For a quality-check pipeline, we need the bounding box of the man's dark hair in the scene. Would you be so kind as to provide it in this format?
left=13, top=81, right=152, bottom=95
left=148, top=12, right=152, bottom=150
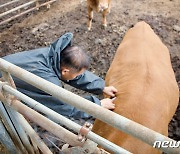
left=60, top=45, right=90, bottom=72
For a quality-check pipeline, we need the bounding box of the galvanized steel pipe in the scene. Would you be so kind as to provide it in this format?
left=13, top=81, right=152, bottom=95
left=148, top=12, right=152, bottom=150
left=1, top=71, right=36, bottom=154
left=17, top=114, right=52, bottom=154
left=2, top=83, right=131, bottom=154
left=0, top=0, right=36, bottom=18
left=0, top=58, right=179, bottom=154
left=0, top=120, right=17, bottom=153
left=0, top=0, right=57, bottom=26
left=0, top=99, right=27, bottom=153
left=0, top=0, right=20, bottom=9
left=0, top=92, right=83, bottom=147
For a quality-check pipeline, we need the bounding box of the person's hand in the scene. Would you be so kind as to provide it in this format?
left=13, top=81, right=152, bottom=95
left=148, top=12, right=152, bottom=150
left=100, top=97, right=116, bottom=110
left=103, top=86, right=117, bottom=97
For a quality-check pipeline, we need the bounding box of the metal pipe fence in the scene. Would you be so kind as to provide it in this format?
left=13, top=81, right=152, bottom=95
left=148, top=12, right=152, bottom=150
left=1, top=71, right=36, bottom=154
left=0, top=70, right=51, bottom=153
left=0, top=0, right=20, bottom=9
left=0, top=0, right=57, bottom=26
left=0, top=1, right=37, bottom=18
left=1, top=82, right=131, bottom=154
left=0, top=58, right=179, bottom=154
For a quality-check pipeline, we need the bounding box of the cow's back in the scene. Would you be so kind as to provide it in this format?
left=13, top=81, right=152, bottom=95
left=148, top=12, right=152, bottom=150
left=92, top=21, right=179, bottom=154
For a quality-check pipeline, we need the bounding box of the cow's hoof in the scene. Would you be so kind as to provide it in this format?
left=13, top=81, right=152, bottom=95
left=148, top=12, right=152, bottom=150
left=102, top=24, right=107, bottom=29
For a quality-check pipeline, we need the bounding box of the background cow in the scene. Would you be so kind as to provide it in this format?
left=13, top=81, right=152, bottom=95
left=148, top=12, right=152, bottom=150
left=87, top=0, right=111, bottom=30
left=92, top=21, right=179, bottom=154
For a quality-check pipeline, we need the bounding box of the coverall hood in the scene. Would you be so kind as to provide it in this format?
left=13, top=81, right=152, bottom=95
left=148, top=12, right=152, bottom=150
left=49, top=32, right=73, bottom=79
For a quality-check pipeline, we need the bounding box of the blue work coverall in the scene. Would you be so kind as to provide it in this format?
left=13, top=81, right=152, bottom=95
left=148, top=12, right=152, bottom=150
left=1, top=33, right=105, bottom=119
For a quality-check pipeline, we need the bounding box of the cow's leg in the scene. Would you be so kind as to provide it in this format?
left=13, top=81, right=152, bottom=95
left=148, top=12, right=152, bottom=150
left=87, top=6, right=93, bottom=31
left=102, top=9, right=108, bottom=28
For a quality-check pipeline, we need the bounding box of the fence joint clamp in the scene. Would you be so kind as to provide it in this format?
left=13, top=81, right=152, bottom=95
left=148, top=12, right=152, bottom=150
left=0, top=81, right=8, bottom=92
left=77, top=122, right=93, bottom=143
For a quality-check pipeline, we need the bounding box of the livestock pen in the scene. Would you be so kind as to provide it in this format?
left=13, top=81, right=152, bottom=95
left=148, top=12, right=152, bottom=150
left=0, top=0, right=179, bottom=153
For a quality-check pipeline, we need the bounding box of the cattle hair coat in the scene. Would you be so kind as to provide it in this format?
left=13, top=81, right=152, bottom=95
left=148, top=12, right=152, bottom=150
left=92, top=21, right=179, bottom=154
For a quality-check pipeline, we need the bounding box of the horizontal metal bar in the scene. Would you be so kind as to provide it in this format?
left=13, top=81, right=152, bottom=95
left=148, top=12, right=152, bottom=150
left=2, top=83, right=131, bottom=154
left=0, top=0, right=36, bottom=18
left=1, top=71, right=34, bottom=154
left=1, top=93, right=83, bottom=148
left=0, top=58, right=179, bottom=154
left=0, top=0, right=20, bottom=9
left=0, top=0, right=57, bottom=26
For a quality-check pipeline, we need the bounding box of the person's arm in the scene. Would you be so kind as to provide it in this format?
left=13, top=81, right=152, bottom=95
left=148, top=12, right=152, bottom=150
left=65, top=70, right=105, bottom=95
left=69, top=96, right=116, bottom=119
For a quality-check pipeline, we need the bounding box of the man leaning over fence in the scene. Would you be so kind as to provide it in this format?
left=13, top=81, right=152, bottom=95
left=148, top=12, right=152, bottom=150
left=0, top=32, right=117, bottom=119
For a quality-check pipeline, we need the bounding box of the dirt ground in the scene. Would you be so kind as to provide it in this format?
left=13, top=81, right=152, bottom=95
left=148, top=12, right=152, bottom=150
left=0, top=0, right=179, bottom=153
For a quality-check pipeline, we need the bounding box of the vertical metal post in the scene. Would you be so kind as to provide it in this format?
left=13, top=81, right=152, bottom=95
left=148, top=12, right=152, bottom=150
left=0, top=120, right=17, bottom=154
left=1, top=71, right=36, bottom=153
left=36, top=0, right=40, bottom=10
left=0, top=101, right=26, bottom=154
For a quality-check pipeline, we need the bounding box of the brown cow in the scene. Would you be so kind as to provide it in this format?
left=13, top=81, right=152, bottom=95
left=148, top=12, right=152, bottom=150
left=92, top=21, right=179, bottom=154
left=87, top=0, right=111, bottom=30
